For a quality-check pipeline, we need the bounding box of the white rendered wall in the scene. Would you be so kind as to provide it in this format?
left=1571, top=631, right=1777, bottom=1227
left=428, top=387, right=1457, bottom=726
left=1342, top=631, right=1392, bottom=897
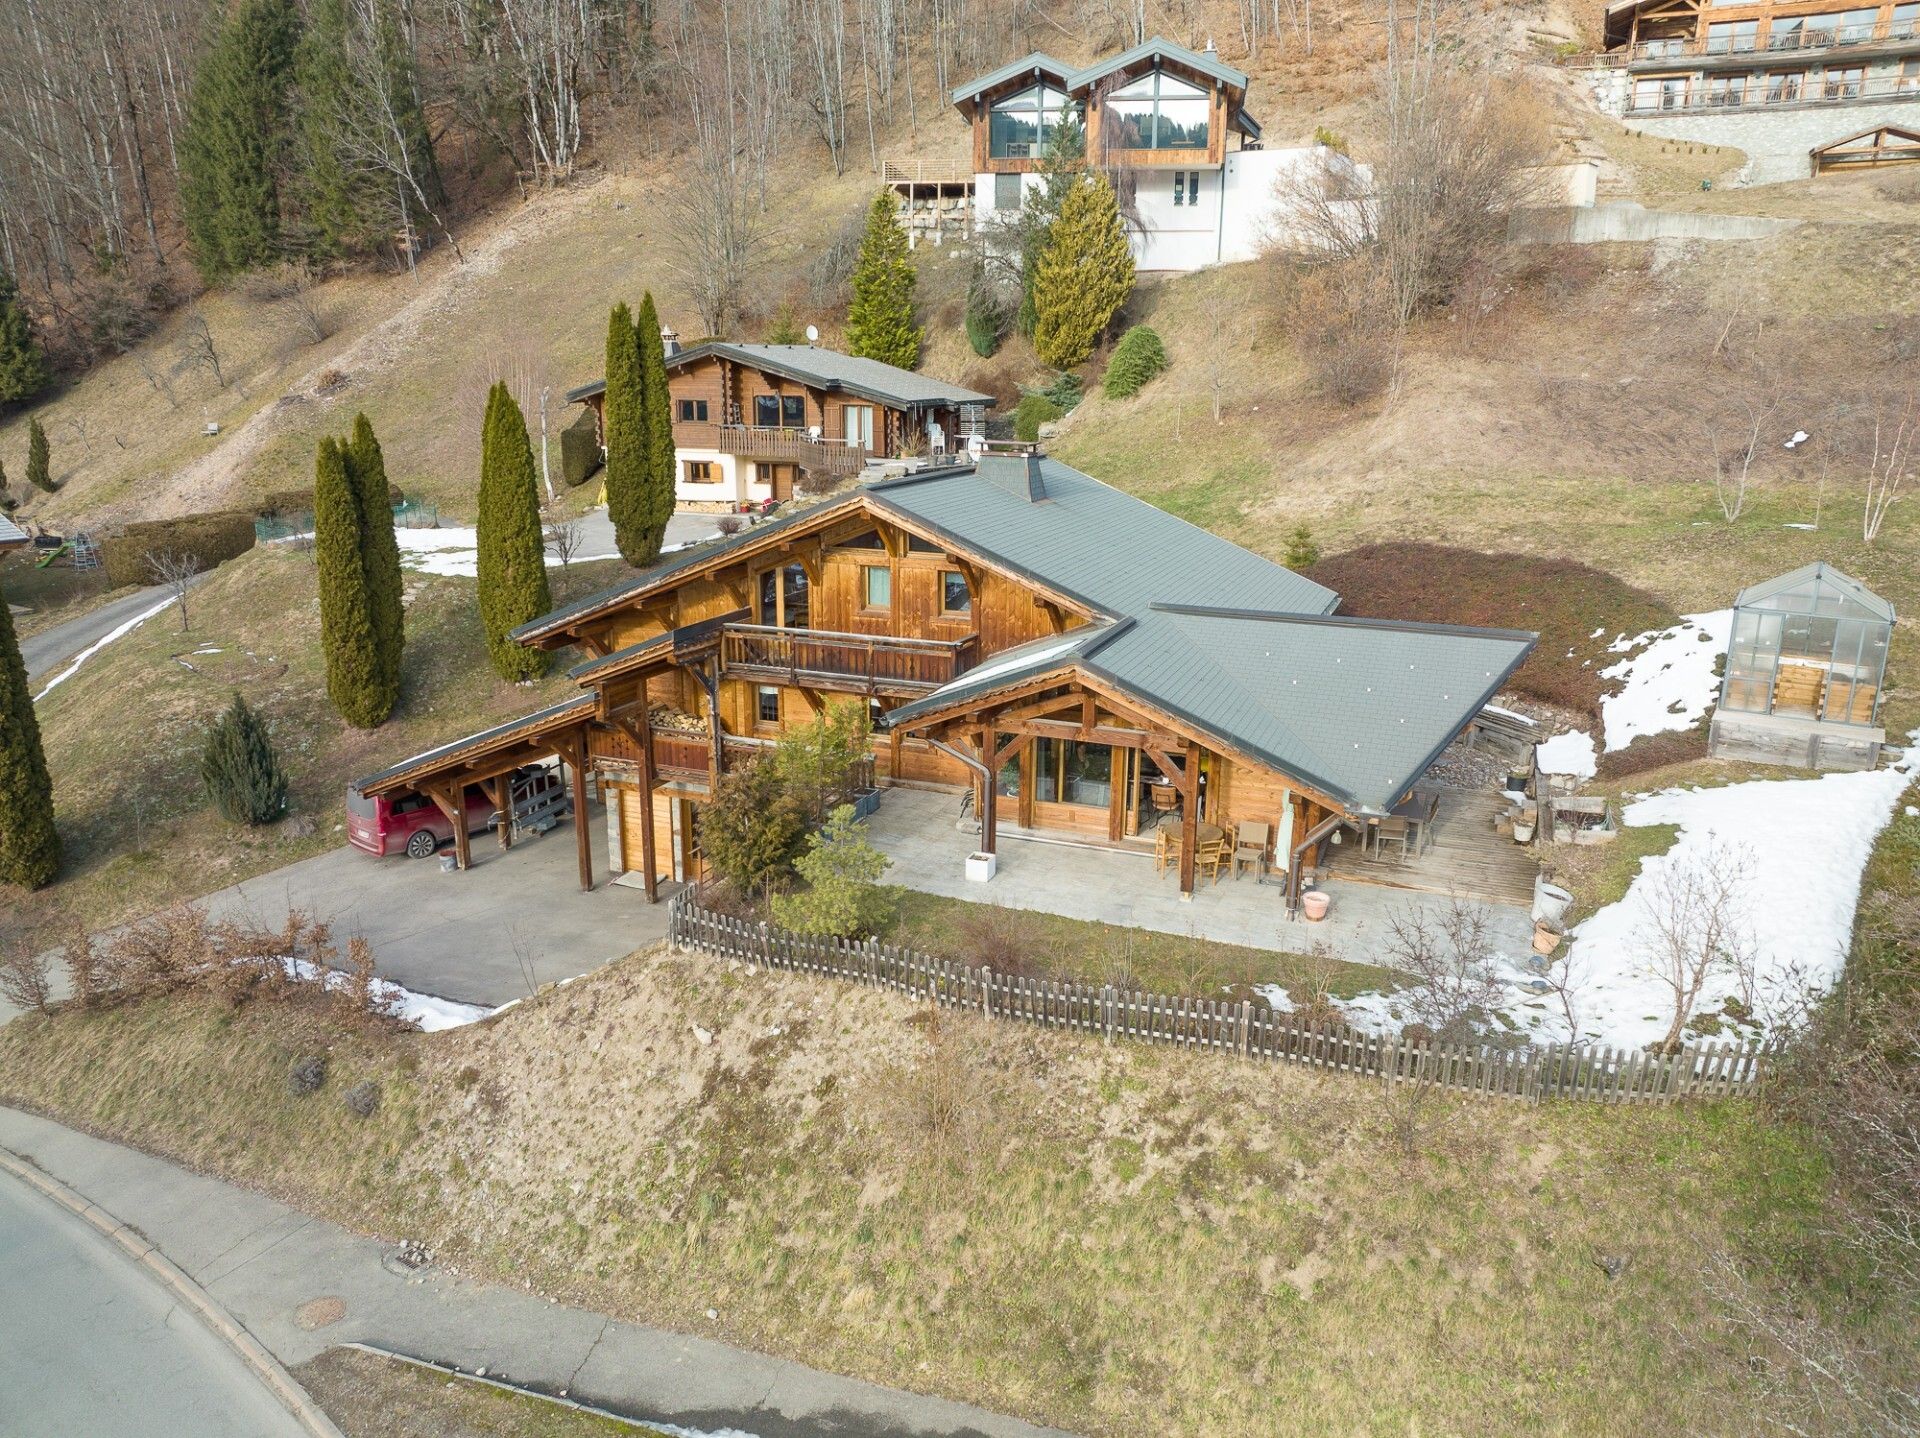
left=672, top=449, right=744, bottom=507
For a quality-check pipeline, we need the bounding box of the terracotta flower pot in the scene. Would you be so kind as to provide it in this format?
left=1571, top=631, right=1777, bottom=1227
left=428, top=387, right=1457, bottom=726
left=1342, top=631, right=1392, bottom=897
left=1301, top=890, right=1332, bottom=922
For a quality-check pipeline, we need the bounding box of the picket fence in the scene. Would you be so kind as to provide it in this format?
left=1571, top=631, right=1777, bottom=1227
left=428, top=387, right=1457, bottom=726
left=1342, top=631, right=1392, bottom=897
left=667, top=894, right=1774, bottom=1103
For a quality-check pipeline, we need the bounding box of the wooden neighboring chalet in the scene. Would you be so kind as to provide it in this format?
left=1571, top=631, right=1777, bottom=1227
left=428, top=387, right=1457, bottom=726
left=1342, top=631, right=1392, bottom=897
left=354, top=449, right=1536, bottom=907
left=565, top=339, right=993, bottom=512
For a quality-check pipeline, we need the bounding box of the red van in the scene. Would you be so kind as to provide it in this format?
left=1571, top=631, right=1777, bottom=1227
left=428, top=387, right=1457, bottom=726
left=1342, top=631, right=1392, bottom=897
left=347, top=783, right=497, bottom=859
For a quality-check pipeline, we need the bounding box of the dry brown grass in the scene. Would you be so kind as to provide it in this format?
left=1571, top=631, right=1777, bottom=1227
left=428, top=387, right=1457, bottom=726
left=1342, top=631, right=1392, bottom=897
left=0, top=939, right=1902, bottom=1437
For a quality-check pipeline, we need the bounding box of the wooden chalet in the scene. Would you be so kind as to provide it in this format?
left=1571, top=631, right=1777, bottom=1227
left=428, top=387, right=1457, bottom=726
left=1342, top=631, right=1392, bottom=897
left=565, top=339, right=993, bottom=511
left=355, top=449, right=1536, bottom=908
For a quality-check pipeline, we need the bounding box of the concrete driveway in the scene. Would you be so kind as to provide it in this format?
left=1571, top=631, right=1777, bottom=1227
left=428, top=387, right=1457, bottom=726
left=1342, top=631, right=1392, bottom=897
left=198, top=802, right=676, bottom=1007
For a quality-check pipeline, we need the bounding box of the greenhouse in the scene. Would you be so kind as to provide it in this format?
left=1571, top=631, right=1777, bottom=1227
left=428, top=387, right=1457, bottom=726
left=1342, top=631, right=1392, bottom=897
left=1710, top=562, right=1894, bottom=772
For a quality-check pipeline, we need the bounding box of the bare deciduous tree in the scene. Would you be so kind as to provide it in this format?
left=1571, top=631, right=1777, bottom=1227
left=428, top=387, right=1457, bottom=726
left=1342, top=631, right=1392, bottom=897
left=1861, top=390, right=1916, bottom=544
left=0, top=945, right=55, bottom=1016
left=145, top=547, right=203, bottom=631
left=542, top=510, right=584, bottom=592
left=1383, top=895, right=1506, bottom=1042
left=177, top=312, right=226, bottom=390
left=1702, top=318, right=1784, bottom=523
left=1637, top=838, right=1755, bottom=1053
left=663, top=133, right=770, bottom=336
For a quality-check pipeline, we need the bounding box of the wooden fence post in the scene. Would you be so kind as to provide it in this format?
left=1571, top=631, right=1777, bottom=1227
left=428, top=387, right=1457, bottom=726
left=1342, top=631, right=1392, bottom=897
left=981, top=966, right=993, bottom=1020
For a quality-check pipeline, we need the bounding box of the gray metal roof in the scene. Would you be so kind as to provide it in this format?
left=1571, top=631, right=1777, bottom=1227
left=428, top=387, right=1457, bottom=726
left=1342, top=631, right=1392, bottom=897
left=351, top=694, right=596, bottom=794
left=868, top=455, right=1339, bottom=621
left=567, top=343, right=993, bottom=412
left=1732, top=561, right=1894, bottom=623
left=950, top=51, right=1076, bottom=107
left=0, top=513, right=28, bottom=547
left=1066, top=36, right=1249, bottom=94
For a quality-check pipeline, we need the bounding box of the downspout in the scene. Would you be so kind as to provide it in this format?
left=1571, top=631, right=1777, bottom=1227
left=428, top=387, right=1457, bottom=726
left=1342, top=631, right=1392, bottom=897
left=1286, top=811, right=1347, bottom=917
left=1216, top=148, right=1229, bottom=265
left=929, top=737, right=991, bottom=845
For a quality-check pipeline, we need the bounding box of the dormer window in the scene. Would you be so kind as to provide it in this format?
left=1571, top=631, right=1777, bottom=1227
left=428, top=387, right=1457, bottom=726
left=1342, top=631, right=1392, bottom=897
left=990, top=84, right=1077, bottom=159
left=1105, top=71, right=1210, bottom=150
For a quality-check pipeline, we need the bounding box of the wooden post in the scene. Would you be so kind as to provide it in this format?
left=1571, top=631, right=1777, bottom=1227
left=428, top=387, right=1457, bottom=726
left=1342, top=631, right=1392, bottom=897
left=427, top=781, right=472, bottom=871
left=638, top=707, right=659, bottom=903
left=568, top=745, right=592, bottom=893
left=1178, top=754, right=1198, bottom=897
left=489, top=774, right=513, bottom=850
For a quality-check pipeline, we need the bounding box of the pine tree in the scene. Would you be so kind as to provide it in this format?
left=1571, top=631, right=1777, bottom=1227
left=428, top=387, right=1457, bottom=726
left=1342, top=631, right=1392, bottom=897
left=0, top=270, right=51, bottom=406
left=1102, top=325, right=1167, bottom=399
left=1032, top=175, right=1135, bottom=370
left=476, top=383, right=552, bottom=682
left=179, top=0, right=301, bottom=280
left=601, top=302, right=648, bottom=565
left=346, top=414, right=404, bottom=697
left=0, top=570, right=60, bottom=889
left=845, top=190, right=921, bottom=370
left=25, top=418, right=52, bottom=493
left=201, top=692, right=290, bottom=824
left=632, top=292, right=676, bottom=564
left=314, top=436, right=393, bottom=727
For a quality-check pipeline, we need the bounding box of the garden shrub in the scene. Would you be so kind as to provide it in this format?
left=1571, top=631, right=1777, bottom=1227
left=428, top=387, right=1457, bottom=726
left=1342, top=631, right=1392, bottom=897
left=1102, top=325, right=1167, bottom=399
left=559, top=407, right=603, bottom=488
left=201, top=692, right=289, bottom=825
left=287, top=1055, right=327, bottom=1096
left=343, top=1079, right=381, bottom=1118
left=100, top=510, right=256, bottom=586
left=771, top=805, right=895, bottom=938
left=1014, top=393, right=1062, bottom=442
left=1283, top=524, right=1320, bottom=570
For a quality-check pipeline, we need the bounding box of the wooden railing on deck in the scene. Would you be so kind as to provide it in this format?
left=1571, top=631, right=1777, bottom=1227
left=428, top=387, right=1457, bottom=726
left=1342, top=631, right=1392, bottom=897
left=674, top=421, right=871, bottom=477
left=650, top=731, right=712, bottom=780
left=721, top=624, right=977, bottom=693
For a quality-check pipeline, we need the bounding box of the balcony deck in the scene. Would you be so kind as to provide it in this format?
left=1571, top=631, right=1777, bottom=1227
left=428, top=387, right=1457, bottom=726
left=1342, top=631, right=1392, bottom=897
left=721, top=624, right=978, bottom=697
left=674, top=421, right=871, bottom=477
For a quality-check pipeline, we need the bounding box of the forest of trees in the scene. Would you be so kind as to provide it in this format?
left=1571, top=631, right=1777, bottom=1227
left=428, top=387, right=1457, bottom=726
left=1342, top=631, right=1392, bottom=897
left=0, top=0, right=1180, bottom=377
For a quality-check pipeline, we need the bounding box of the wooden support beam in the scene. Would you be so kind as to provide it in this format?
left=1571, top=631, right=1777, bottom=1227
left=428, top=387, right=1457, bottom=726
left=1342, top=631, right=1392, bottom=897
left=565, top=742, right=593, bottom=893
left=424, top=781, right=472, bottom=872
left=1179, top=762, right=1198, bottom=897
left=488, top=774, right=513, bottom=850
left=797, top=687, right=826, bottom=715
left=991, top=731, right=1027, bottom=773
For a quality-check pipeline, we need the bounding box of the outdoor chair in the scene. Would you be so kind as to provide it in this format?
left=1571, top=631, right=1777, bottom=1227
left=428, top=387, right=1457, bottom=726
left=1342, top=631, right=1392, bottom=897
left=1154, top=824, right=1175, bottom=876
left=1372, top=816, right=1412, bottom=864
left=1232, top=821, right=1270, bottom=881
left=1196, top=834, right=1231, bottom=885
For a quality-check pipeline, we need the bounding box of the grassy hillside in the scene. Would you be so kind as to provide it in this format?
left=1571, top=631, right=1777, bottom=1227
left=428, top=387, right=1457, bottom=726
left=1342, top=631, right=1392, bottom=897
left=2, top=943, right=1903, bottom=1437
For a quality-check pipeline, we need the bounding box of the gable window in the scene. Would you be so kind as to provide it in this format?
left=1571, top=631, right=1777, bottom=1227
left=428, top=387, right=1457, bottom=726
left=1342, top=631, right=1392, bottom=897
left=756, top=686, right=781, bottom=726
left=758, top=563, right=809, bottom=628
left=940, top=570, right=971, bottom=615
left=862, top=564, right=892, bottom=611
left=676, top=398, right=710, bottom=421
left=989, top=83, right=1077, bottom=159
left=1105, top=71, right=1210, bottom=151
left=684, top=460, right=714, bottom=483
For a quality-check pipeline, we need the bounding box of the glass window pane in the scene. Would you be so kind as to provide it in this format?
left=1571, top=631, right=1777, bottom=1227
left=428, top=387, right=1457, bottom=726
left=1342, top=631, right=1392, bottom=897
left=754, top=395, right=779, bottom=426
left=781, top=395, right=805, bottom=427
left=1156, top=97, right=1210, bottom=148
left=1107, top=98, right=1154, bottom=147
left=1156, top=73, right=1207, bottom=98
left=1108, top=75, right=1158, bottom=98
left=758, top=568, right=778, bottom=622
left=863, top=565, right=891, bottom=609
left=782, top=563, right=809, bottom=629
left=1033, top=738, right=1060, bottom=801
left=993, top=86, right=1042, bottom=109
left=941, top=570, right=971, bottom=613
left=990, top=110, right=1041, bottom=157
left=1062, top=742, right=1112, bottom=807
left=996, top=749, right=1021, bottom=797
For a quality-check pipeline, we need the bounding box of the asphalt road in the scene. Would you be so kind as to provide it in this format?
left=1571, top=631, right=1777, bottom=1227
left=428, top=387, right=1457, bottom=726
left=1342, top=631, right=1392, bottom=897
left=0, top=1168, right=311, bottom=1438
left=19, top=580, right=193, bottom=685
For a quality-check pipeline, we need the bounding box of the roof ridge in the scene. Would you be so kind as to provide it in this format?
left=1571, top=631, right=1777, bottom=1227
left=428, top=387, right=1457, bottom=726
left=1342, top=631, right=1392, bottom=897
left=1151, top=602, right=1537, bottom=641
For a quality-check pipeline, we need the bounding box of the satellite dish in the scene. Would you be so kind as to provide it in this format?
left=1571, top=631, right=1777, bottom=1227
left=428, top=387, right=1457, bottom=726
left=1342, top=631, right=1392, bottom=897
left=804, top=324, right=819, bottom=345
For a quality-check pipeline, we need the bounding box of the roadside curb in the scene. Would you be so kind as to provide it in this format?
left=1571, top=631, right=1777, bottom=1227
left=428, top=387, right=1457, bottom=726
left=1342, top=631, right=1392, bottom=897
left=0, top=1144, right=349, bottom=1438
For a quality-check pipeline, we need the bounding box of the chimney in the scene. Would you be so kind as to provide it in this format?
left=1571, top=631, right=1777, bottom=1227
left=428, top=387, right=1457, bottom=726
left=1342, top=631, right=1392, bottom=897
left=1024, top=450, right=1047, bottom=503
left=1203, top=36, right=1217, bottom=54
left=660, top=326, right=680, bottom=357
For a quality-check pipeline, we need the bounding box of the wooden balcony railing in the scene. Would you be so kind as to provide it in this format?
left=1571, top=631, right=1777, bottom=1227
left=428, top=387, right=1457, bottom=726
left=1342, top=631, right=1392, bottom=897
left=721, top=624, right=978, bottom=694
left=881, top=158, right=974, bottom=185
left=673, top=421, right=872, bottom=477
left=1627, top=18, right=1920, bottom=63
left=650, top=731, right=713, bottom=781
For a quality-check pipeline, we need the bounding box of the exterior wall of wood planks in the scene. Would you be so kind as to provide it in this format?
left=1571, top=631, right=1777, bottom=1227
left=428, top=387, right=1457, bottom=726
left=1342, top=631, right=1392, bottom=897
left=670, top=891, right=1776, bottom=1102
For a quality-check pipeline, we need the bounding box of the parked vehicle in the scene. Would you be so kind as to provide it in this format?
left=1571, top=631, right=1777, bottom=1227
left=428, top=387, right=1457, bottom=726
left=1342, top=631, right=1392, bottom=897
left=347, top=783, right=497, bottom=860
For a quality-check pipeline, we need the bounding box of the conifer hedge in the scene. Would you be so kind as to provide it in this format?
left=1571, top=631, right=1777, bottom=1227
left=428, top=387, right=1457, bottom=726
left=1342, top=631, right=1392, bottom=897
left=348, top=414, right=405, bottom=699
left=633, top=292, right=676, bottom=564
left=314, top=435, right=394, bottom=727
left=1033, top=175, right=1135, bottom=370
left=0, top=571, right=60, bottom=889
left=476, top=383, right=551, bottom=682
left=602, top=302, right=647, bottom=565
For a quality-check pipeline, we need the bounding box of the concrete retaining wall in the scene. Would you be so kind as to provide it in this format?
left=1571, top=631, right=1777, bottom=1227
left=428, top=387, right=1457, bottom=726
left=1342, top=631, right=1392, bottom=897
left=1510, top=201, right=1800, bottom=243
left=1628, top=101, right=1920, bottom=183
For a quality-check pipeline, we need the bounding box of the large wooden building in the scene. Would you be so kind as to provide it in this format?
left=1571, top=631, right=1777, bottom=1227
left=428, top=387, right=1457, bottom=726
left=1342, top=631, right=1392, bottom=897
left=355, top=450, right=1535, bottom=908
left=566, top=340, right=992, bottom=512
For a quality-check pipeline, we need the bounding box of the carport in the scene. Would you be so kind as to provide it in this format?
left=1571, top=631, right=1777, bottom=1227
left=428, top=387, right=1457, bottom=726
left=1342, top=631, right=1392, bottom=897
left=352, top=695, right=600, bottom=889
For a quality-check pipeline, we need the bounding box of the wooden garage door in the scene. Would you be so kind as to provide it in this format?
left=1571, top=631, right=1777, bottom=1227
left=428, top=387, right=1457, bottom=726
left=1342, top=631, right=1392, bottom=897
left=618, top=785, right=691, bottom=880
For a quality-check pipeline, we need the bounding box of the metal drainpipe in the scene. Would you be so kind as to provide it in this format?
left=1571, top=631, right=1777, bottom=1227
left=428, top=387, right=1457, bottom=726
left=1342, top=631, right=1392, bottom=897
left=928, top=738, right=991, bottom=844
left=1216, top=151, right=1229, bottom=265
left=1287, top=812, right=1347, bottom=917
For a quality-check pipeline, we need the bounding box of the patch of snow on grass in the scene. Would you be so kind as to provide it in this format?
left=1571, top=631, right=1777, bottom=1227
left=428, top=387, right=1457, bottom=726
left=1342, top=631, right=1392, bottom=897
left=1598, top=610, right=1732, bottom=752
left=1536, top=730, right=1598, bottom=779
left=1565, top=743, right=1914, bottom=1050
left=279, top=955, right=498, bottom=1031
left=1251, top=982, right=1296, bottom=1013
left=33, top=594, right=179, bottom=703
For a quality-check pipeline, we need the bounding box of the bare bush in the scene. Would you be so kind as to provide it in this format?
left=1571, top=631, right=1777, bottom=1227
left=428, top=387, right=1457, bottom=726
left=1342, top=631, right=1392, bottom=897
left=1382, top=896, right=1506, bottom=1042
left=145, top=548, right=203, bottom=632
left=950, top=904, right=1039, bottom=977
left=343, top=1079, right=381, bottom=1118
left=1637, top=839, right=1755, bottom=1053
left=62, top=926, right=98, bottom=1010
left=177, top=312, right=227, bottom=390
left=288, top=1055, right=328, bottom=1096
left=0, top=946, right=54, bottom=1016
left=893, top=1009, right=993, bottom=1165
left=542, top=511, right=584, bottom=590
left=1860, top=390, right=1916, bottom=544
left=1281, top=260, right=1397, bottom=407
left=1700, top=316, right=1784, bottom=523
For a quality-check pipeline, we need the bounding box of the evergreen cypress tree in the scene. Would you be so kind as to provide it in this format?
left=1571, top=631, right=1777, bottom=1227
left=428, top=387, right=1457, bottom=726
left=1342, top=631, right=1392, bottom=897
left=179, top=0, right=301, bottom=280
left=0, top=270, right=50, bottom=406
left=25, top=418, right=52, bottom=493
left=845, top=191, right=922, bottom=371
left=632, top=292, right=676, bottom=564
left=1032, top=175, right=1135, bottom=370
left=601, top=302, right=648, bottom=565
left=476, top=383, right=552, bottom=682
left=201, top=692, right=290, bottom=825
left=0, top=571, right=60, bottom=889
left=347, top=414, right=404, bottom=697
left=314, top=436, right=393, bottom=727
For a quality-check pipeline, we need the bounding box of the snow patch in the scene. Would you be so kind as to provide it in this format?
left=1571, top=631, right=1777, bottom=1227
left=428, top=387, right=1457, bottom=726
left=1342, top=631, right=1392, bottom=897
left=277, top=955, right=498, bottom=1031
left=1535, top=730, right=1598, bottom=779
left=1598, top=610, right=1732, bottom=752
left=33, top=595, right=179, bottom=703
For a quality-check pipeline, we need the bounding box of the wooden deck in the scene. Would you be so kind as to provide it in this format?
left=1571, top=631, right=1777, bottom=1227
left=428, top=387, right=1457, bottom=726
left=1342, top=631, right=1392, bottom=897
left=1321, top=790, right=1538, bottom=908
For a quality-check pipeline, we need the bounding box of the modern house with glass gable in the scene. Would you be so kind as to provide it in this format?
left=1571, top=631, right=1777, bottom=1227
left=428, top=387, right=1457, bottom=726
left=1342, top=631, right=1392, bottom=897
left=1709, top=562, right=1895, bottom=770
left=948, top=37, right=1361, bottom=271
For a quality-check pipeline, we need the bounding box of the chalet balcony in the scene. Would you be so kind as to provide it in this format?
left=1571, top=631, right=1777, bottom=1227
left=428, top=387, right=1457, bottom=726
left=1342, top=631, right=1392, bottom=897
left=674, top=421, right=871, bottom=477
left=720, top=623, right=979, bottom=697
left=1626, top=72, right=1920, bottom=113
left=1627, top=17, right=1920, bottom=65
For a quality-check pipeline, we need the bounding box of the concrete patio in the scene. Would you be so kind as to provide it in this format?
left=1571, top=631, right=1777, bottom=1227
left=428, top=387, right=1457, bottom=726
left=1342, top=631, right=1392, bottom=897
left=864, top=787, right=1538, bottom=971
